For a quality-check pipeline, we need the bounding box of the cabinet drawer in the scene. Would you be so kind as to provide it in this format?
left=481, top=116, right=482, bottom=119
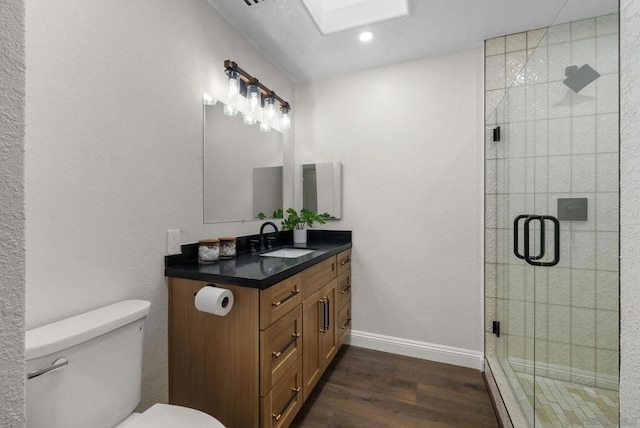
left=337, top=303, right=352, bottom=348
left=336, top=249, right=352, bottom=277
left=302, top=257, right=336, bottom=299
left=260, top=274, right=302, bottom=329
left=260, top=305, right=302, bottom=397
left=261, top=357, right=303, bottom=428
left=337, top=270, right=351, bottom=311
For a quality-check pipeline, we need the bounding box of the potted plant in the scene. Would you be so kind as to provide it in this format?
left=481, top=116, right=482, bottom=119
left=281, top=208, right=330, bottom=244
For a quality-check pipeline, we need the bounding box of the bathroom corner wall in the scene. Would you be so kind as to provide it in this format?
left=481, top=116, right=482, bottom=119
left=620, top=1, right=640, bottom=425
left=24, top=0, right=293, bottom=410
left=0, top=0, right=26, bottom=425
left=295, top=49, right=485, bottom=363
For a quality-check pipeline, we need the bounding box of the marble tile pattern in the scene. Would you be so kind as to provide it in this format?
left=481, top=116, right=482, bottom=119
left=484, top=13, right=620, bottom=420
left=515, top=371, right=619, bottom=427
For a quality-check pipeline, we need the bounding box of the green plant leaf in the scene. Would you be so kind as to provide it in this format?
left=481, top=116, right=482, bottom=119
left=280, top=208, right=329, bottom=230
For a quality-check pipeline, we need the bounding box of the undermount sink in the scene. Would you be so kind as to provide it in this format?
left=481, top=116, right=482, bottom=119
left=260, top=248, right=315, bottom=258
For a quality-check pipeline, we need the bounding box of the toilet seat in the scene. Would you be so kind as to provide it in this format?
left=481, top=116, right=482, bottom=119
left=115, top=404, right=225, bottom=428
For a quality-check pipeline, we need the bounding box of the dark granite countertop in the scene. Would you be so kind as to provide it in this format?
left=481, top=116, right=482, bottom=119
left=165, top=230, right=352, bottom=289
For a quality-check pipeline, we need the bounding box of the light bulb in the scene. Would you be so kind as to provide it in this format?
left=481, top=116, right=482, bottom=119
left=266, top=99, right=276, bottom=120
left=246, top=81, right=261, bottom=116
left=259, top=121, right=271, bottom=132
left=227, top=70, right=240, bottom=100
left=280, top=104, right=291, bottom=130
left=264, top=96, right=277, bottom=129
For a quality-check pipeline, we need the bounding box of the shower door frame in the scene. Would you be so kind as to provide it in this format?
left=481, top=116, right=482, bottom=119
left=484, top=11, right=620, bottom=427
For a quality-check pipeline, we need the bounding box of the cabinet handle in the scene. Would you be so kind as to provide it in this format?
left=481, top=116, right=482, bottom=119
left=325, top=297, right=330, bottom=329
left=272, top=289, right=299, bottom=307
left=340, top=257, right=351, bottom=266
left=272, top=333, right=300, bottom=358
left=272, top=387, right=301, bottom=421
left=339, top=284, right=351, bottom=294
left=340, top=318, right=352, bottom=330
left=319, top=300, right=326, bottom=332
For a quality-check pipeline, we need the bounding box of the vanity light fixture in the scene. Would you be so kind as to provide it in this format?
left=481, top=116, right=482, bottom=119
left=246, top=79, right=262, bottom=118
left=223, top=60, right=292, bottom=131
left=280, top=103, right=291, bottom=130
left=264, top=92, right=277, bottom=125
left=226, top=65, right=241, bottom=100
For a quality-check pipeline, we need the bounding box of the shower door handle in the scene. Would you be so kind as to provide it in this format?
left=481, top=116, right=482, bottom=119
left=513, top=214, right=545, bottom=260
left=524, top=215, right=560, bottom=267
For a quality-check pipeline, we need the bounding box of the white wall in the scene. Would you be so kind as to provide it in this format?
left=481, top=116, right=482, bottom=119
left=295, top=49, right=485, bottom=366
left=0, top=0, right=26, bottom=425
left=620, top=1, right=640, bottom=425
left=24, top=0, right=294, bottom=409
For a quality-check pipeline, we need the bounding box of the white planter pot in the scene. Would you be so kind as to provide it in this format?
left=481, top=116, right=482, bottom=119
left=293, top=229, right=307, bottom=244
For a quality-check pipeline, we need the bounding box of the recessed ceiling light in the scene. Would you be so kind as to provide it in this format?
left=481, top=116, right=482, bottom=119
left=359, top=31, right=374, bottom=42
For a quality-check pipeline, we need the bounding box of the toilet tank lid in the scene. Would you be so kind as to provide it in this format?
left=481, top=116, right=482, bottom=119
left=26, top=300, right=151, bottom=360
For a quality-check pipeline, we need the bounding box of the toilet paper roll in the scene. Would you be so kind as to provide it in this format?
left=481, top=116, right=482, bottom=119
left=194, top=286, right=234, bottom=316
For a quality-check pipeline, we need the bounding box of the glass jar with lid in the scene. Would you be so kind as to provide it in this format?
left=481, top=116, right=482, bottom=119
left=218, top=237, right=237, bottom=259
left=198, top=239, right=220, bottom=264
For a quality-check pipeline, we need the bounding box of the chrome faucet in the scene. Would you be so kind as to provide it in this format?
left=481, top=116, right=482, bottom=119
left=259, top=221, right=278, bottom=251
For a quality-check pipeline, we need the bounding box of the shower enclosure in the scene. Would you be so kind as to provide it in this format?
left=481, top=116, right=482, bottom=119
left=484, top=8, right=619, bottom=428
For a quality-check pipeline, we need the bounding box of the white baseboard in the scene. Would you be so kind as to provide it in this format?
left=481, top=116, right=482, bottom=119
left=345, top=330, right=484, bottom=370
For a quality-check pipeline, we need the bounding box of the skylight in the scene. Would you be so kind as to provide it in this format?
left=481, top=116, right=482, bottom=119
left=301, top=0, right=409, bottom=35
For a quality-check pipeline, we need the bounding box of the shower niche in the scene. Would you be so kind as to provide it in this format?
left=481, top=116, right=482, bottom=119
left=484, top=12, right=620, bottom=428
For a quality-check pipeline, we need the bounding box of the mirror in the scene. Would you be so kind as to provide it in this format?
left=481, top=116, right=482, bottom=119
left=302, top=162, right=342, bottom=219
left=203, top=100, right=283, bottom=223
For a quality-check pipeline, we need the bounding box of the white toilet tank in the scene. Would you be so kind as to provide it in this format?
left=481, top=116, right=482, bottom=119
left=26, top=300, right=151, bottom=428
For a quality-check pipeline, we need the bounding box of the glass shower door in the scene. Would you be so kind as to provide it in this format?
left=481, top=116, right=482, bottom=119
left=485, top=11, right=620, bottom=427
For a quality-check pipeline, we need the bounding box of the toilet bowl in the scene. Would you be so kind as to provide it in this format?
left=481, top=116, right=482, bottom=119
left=26, top=300, right=224, bottom=428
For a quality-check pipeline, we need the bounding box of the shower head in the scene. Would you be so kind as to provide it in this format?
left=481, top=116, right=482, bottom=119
left=563, top=64, right=601, bottom=93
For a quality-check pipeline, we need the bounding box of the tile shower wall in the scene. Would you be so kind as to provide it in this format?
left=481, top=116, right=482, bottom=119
left=485, top=14, right=619, bottom=390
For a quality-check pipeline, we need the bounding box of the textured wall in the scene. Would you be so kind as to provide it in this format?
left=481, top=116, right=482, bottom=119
left=620, top=1, right=640, bottom=426
left=24, top=0, right=293, bottom=410
left=295, top=49, right=485, bottom=355
left=0, top=0, right=26, bottom=426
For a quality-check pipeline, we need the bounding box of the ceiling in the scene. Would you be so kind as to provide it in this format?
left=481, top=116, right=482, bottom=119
left=206, top=0, right=618, bottom=83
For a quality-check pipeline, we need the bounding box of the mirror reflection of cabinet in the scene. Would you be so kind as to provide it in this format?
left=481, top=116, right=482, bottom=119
left=302, top=162, right=341, bottom=219
left=203, top=101, right=283, bottom=223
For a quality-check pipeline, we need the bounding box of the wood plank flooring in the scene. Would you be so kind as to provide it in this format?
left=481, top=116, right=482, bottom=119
left=291, top=345, right=499, bottom=428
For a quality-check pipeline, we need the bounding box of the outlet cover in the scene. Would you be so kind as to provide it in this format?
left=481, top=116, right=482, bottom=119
left=167, top=230, right=181, bottom=255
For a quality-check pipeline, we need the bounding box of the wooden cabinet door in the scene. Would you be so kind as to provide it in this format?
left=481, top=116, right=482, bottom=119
left=320, top=278, right=338, bottom=369
left=302, top=287, right=323, bottom=402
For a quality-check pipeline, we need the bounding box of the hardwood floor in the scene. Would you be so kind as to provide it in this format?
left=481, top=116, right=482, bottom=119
left=291, top=345, right=499, bottom=428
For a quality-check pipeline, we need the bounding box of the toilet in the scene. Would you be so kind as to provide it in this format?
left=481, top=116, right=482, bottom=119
left=26, top=300, right=224, bottom=428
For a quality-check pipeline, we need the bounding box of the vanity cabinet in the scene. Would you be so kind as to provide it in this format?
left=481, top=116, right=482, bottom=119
left=336, top=249, right=352, bottom=348
left=168, top=249, right=351, bottom=428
